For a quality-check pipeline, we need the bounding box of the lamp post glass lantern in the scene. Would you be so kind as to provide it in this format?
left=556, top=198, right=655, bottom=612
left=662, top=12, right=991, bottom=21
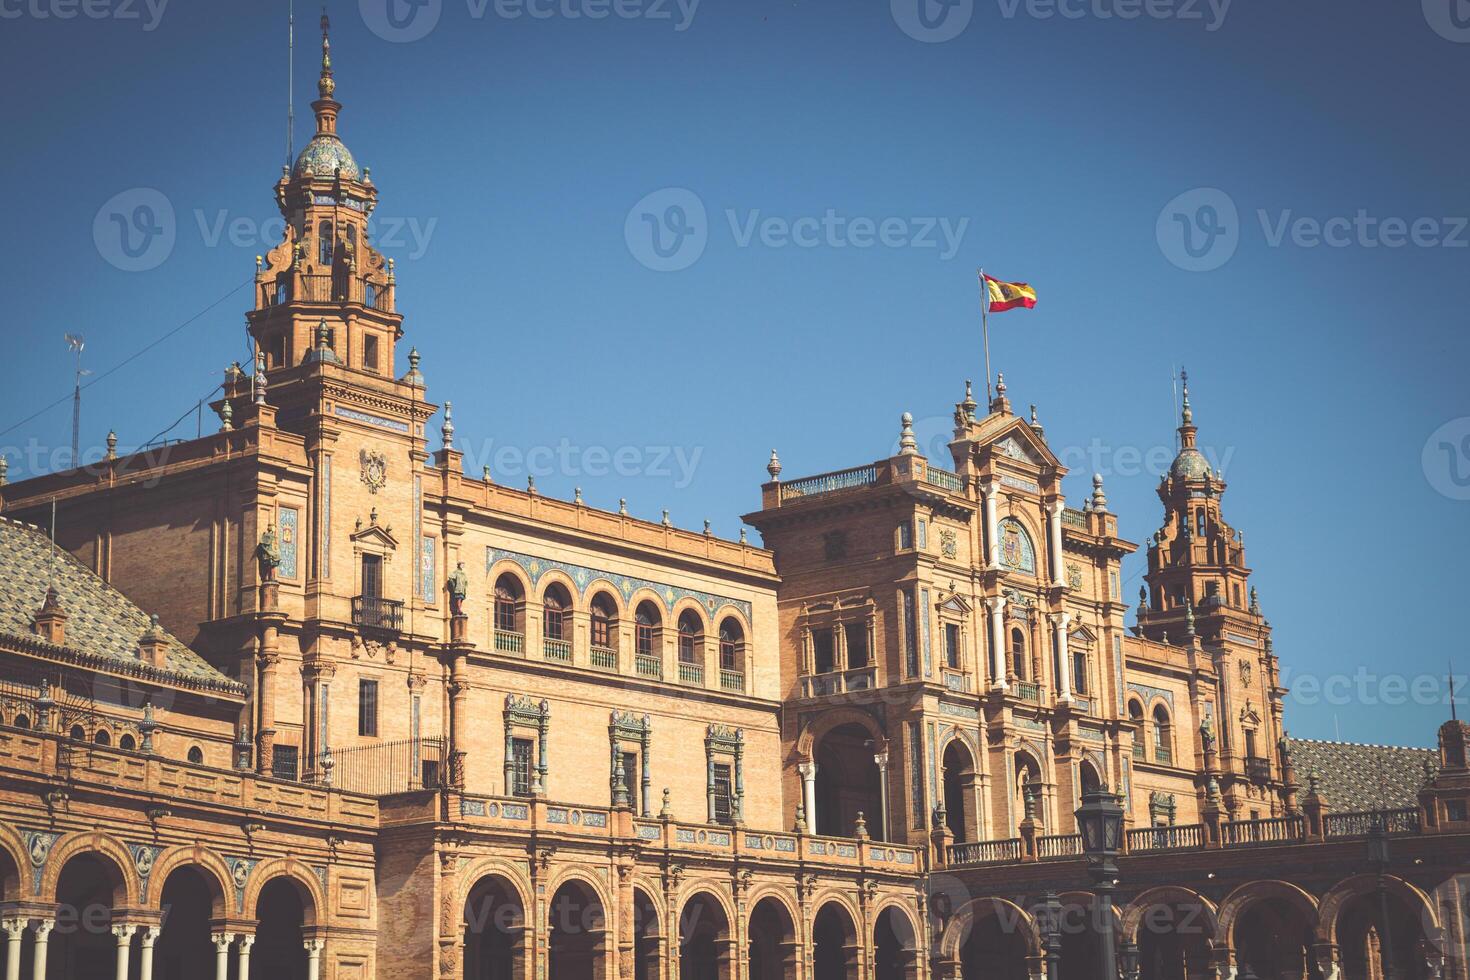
left=1076, top=787, right=1126, bottom=979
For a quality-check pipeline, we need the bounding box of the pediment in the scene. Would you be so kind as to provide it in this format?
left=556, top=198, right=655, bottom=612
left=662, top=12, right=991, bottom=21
left=985, top=418, right=1061, bottom=471
left=936, top=594, right=972, bottom=615
left=351, top=515, right=398, bottom=550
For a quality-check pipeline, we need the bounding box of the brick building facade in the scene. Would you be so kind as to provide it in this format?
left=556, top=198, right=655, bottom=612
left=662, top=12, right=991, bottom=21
left=0, top=19, right=1467, bottom=980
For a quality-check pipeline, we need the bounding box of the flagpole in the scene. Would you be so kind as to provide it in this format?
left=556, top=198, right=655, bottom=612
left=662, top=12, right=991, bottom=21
left=979, top=268, right=992, bottom=406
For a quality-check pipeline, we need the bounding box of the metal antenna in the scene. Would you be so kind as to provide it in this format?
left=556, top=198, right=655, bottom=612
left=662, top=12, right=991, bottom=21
left=1451, top=661, right=1459, bottom=722
left=64, top=334, right=88, bottom=469
left=287, top=0, right=296, bottom=167
left=48, top=499, right=57, bottom=589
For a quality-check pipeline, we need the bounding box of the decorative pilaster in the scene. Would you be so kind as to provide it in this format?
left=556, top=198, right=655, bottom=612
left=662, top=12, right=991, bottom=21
left=986, top=596, right=1008, bottom=691
left=1053, top=612, right=1073, bottom=702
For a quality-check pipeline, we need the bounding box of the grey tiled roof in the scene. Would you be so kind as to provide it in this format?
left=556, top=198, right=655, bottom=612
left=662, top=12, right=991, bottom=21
left=1285, top=736, right=1437, bottom=811
left=0, top=517, right=243, bottom=695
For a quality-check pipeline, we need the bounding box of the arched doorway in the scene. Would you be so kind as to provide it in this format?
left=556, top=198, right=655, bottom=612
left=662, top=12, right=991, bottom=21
left=748, top=896, right=796, bottom=980
left=49, top=852, right=126, bottom=980
left=463, top=874, right=526, bottom=980
left=632, top=888, right=660, bottom=980
left=1134, top=896, right=1214, bottom=980
left=1336, top=890, right=1427, bottom=980
left=252, top=877, right=311, bottom=980
left=942, top=739, right=978, bottom=843
left=814, top=724, right=883, bottom=839
left=812, top=902, right=858, bottom=980
left=1234, top=896, right=1318, bottom=979
left=958, top=901, right=1031, bottom=979
left=155, top=866, right=225, bottom=980
left=547, top=879, right=606, bottom=980
left=679, top=891, right=732, bottom=980
left=873, top=905, right=919, bottom=980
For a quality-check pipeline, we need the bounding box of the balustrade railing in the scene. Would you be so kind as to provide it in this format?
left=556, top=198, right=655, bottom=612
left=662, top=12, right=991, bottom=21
left=352, top=595, right=403, bottom=632
left=590, top=646, right=618, bottom=671
left=543, top=638, right=573, bottom=663
left=924, top=466, right=964, bottom=493
left=1126, top=823, right=1204, bottom=852
left=1222, top=814, right=1303, bottom=847
left=635, top=653, right=663, bottom=680
left=1015, top=681, right=1041, bottom=702
left=1325, top=807, right=1421, bottom=839
left=780, top=465, right=879, bottom=502
left=495, top=631, right=525, bottom=655
left=720, top=669, right=745, bottom=693
left=678, top=661, right=705, bottom=686
left=949, top=838, right=1022, bottom=865
left=1038, top=833, right=1083, bottom=859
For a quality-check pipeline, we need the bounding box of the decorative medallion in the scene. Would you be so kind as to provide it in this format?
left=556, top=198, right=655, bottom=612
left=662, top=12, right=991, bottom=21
left=940, top=529, right=958, bottom=559
left=998, top=519, right=1036, bottom=574
left=359, top=449, right=388, bottom=494
left=232, top=858, right=252, bottom=891
left=1066, top=563, right=1084, bottom=590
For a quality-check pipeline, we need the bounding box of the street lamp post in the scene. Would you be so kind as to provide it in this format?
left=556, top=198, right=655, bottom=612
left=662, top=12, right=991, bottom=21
left=1076, top=788, right=1126, bottom=979
left=1041, top=891, right=1063, bottom=980
left=1367, top=817, right=1396, bottom=980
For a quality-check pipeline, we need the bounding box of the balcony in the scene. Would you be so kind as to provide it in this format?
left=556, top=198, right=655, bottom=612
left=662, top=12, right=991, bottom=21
left=799, top=667, right=877, bottom=698
left=719, top=668, right=745, bottom=693
left=1014, top=681, right=1041, bottom=703
left=1245, top=755, right=1271, bottom=783
left=678, top=661, right=705, bottom=686
left=495, top=630, right=525, bottom=656
left=352, top=596, right=403, bottom=632
left=1126, top=823, right=1204, bottom=852
left=635, top=652, right=663, bottom=680
left=590, top=646, right=618, bottom=671
left=544, top=638, right=573, bottom=664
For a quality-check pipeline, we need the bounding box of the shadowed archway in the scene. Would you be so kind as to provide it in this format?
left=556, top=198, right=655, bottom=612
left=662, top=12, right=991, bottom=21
left=462, top=874, right=526, bottom=980
left=748, top=895, right=797, bottom=980
left=679, top=891, right=732, bottom=980
left=547, top=879, right=607, bottom=980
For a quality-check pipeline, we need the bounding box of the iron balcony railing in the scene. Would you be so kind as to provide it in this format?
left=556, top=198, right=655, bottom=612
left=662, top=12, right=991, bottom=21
left=352, top=596, right=403, bottom=632
left=330, top=736, right=447, bottom=796
left=1245, top=756, right=1272, bottom=782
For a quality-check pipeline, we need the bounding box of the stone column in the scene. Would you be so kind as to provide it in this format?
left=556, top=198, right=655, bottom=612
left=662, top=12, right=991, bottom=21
left=1047, top=500, right=1065, bottom=587
left=237, top=934, right=254, bottom=980
left=798, top=762, right=818, bottom=832
left=986, top=596, right=1008, bottom=691
left=983, top=482, right=999, bottom=569
left=113, top=924, right=136, bottom=980
left=448, top=652, right=469, bottom=788
left=1054, top=612, right=1073, bottom=702
left=29, top=920, right=51, bottom=980
left=874, top=752, right=890, bottom=843
left=1, top=920, right=23, bottom=980
left=138, top=926, right=159, bottom=980
left=213, top=933, right=233, bottom=980
left=306, top=938, right=325, bottom=980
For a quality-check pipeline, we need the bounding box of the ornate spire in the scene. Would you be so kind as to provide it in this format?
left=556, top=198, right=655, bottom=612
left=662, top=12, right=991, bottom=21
left=898, top=412, right=918, bottom=455
left=1091, top=473, right=1109, bottom=513
left=766, top=449, right=782, bottom=482
left=962, top=379, right=977, bottom=421
left=441, top=401, right=454, bottom=451
left=317, top=9, right=335, bottom=101
left=308, top=7, right=342, bottom=139
left=1029, top=403, right=1044, bottom=439
left=1180, top=368, right=1192, bottom=425
left=401, top=347, right=425, bottom=387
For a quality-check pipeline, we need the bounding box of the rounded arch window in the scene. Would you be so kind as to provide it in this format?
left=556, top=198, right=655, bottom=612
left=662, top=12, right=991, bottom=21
left=718, top=618, right=744, bottom=672
left=1152, top=705, right=1173, bottom=763
left=1009, top=627, right=1027, bottom=680
left=677, top=610, right=704, bottom=665
left=69, top=725, right=85, bottom=741
left=494, top=573, right=526, bottom=636
left=590, top=592, right=619, bottom=651
left=187, top=745, right=205, bottom=764
left=119, top=733, right=137, bottom=751
left=542, top=583, right=572, bottom=642
left=635, top=601, right=662, bottom=659
left=13, top=715, right=30, bottom=730
left=93, top=730, right=111, bottom=747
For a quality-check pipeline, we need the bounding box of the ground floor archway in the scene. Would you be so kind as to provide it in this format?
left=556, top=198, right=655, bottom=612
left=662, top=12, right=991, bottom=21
left=680, top=891, right=732, bottom=980
left=463, top=873, right=526, bottom=980
left=48, top=852, right=124, bottom=980
left=547, top=879, right=607, bottom=980
left=251, top=877, right=310, bottom=980
left=873, top=905, right=919, bottom=980
left=812, top=902, right=858, bottom=980
left=748, top=896, right=797, bottom=980
left=155, top=865, right=224, bottom=980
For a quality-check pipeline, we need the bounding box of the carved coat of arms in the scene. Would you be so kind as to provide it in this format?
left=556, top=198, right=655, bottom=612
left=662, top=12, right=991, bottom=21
left=360, top=449, right=387, bottom=494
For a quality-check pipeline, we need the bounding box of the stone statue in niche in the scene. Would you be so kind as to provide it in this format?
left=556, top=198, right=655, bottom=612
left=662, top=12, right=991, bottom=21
left=446, top=561, right=469, bottom=616
left=255, top=526, right=281, bottom=582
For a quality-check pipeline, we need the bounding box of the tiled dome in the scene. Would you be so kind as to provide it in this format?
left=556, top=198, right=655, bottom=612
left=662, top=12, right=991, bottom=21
left=293, top=134, right=360, bottom=180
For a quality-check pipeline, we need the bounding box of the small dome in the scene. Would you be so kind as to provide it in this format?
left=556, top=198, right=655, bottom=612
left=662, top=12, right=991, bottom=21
left=293, top=134, right=360, bottom=180
left=1170, top=447, right=1212, bottom=481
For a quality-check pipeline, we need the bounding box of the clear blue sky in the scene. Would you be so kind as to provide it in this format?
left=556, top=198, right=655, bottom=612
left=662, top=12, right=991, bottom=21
left=1, top=0, right=1466, bottom=748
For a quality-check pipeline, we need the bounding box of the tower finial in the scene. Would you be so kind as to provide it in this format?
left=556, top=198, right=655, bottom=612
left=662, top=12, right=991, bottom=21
left=1180, top=367, right=1193, bottom=425
left=962, top=379, right=977, bottom=421
left=898, top=412, right=918, bottom=455
left=441, top=401, right=454, bottom=451
left=318, top=7, right=335, bottom=100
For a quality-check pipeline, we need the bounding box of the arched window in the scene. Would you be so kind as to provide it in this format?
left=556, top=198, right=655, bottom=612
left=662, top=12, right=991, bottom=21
left=1015, top=754, right=1043, bottom=827
left=590, top=592, right=618, bottom=652
left=93, top=730, right=111, bottom=746
left=1128, top=700, right=1145, bottom=760
left=542, top=584, right=571, bottom=642
left=635, top=601, right=662, bottom=660
left=1072, top=650, right=1088, bottom=696
left=1153, top=705, right=1173, bottom=764
left=1079, top=761, right=1103, bottom=797
left=119, top=733, right=137, bottom=751
left=718, top=618, right=744, bottom=673
left=318, top=220, right=333, bottom=265
left=1010, top=627, right=1027, bottom=681
left=187, top=745, right=205, bottom=764
left=494, top=573, right=525, bottom=630
left=364, top=282, right=378, bottom=309
left=12, top=715, right=30, bottom=730
left=69, top=725, right=85, bottom=741
left=677, top=610, right=703, bottom=665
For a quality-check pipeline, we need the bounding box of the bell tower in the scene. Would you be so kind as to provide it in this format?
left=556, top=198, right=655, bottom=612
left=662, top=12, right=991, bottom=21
left=246, top=10, right=402, bottom=385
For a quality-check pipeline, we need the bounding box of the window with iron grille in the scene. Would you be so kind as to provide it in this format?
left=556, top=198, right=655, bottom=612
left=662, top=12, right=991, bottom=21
left=511, top=738, right=535, bottom=797
left=712, top=763, right=733, bottom=825
left=272, top=745, right=299, bottom=782
left=358, top=679, right=379, bottom=737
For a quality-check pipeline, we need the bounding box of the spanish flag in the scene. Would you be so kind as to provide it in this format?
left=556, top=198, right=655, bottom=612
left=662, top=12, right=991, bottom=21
left=982, top=274, right=1038, bottom=313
